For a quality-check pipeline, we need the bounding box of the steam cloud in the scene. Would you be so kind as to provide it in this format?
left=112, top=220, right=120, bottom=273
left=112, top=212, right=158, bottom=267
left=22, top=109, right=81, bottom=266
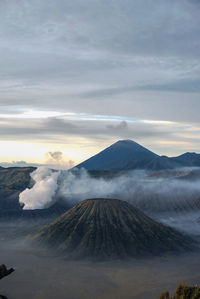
left=57, top=168, right=200, bottom=210
left=19, top=167, right=60, bottom=210
left=19, top=166, right=200, bottom=215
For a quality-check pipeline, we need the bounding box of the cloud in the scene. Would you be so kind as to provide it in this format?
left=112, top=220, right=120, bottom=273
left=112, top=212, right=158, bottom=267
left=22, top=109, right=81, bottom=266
left=46, top=151, right=63, bottom=162
left=0, top=113, right=200, bottom=156
left=107, top=121, right=128, bottom=131
left=0, top=115, right=175, bottom=141
left=140, top=78, right=200, bottom=93
left=0, top=0, right=200, bottom=156
left=45, top=151, right=75, bottom=170
left=0, top=161, right=40, bottom=168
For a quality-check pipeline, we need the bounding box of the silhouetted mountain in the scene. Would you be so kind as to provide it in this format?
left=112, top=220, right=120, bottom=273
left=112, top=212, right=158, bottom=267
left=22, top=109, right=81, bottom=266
left=123, top=155, right=182, bottom=171
left=75, top=140, right=158, bottom=171
left=172, top=152, right=200, bottom=167
left=75, top=140, right=200, bottom=171
left=35, top=199, right=194, bottom=260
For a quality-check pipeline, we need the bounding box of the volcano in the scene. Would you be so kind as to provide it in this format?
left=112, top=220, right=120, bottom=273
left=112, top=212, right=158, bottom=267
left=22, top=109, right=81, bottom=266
left=35, top=199, right=194, bottom=260
left=75, top=140, right=158, bottom=171
left=75, top=139, right=200, bottom=171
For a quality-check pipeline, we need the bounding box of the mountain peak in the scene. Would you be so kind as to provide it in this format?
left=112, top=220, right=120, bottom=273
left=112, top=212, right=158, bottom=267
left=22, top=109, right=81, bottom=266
left=115, top=139, right=136, bottom=144
left=35, top=198, right=193, bottom=260
left=75, top=139, right=158, bottom=171
left=180, top=152, right=198, bottom=157
left=113, top=139, right=140, bottom=147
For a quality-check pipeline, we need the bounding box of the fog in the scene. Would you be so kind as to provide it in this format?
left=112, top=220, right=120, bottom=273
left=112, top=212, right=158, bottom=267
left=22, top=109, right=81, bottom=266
left=3, top=167, right=200, bottom=298
left=1, top=222, right=200, bottom=299
left=58, top=168, right=200, bottom=208
left=19, top=167, right=200, bottom=213
left=17, top=166, right=200, bottom=236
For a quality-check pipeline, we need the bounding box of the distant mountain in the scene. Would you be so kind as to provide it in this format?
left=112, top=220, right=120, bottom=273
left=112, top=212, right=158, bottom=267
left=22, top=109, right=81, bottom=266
left=75, top=140, right=159, bottom=171
left=172, top=152, right=200, bottom=167
left=123, top=155, right=182, bottom=171
left=0, top=167, right=35, bottom=210
left=35, top=198, right=194, bottom=260
left=75, top=140, right=200, bottom=171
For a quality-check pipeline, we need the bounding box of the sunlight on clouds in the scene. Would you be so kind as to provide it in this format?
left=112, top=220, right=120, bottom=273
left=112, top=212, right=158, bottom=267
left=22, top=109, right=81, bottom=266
left=142, top=120, right=176, bottom=126
left=157, top=141, right=192, bottom=146
left=0, top=141, right=46, bottom=162
left=0, top=137, right=109, bottom=165
left=0, top=108, right=200, bottom=163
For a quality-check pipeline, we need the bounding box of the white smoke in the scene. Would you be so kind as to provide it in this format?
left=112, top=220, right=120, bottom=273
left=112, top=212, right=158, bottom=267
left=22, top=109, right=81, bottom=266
left=58, top=168, right=144, bottom=202
left=18, top=166, right=200, bottom=235
left=19, top=167, right=60, bottom=210
left=56, top=167, right=200, bottom=217
left=19, top=166, right=200, bottom=213
left=58, top=168, right=200, bottom=200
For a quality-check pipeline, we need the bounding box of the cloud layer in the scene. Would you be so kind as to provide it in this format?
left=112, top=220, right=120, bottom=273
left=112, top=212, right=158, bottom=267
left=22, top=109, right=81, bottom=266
left=0, top=0, right=200, bottom=159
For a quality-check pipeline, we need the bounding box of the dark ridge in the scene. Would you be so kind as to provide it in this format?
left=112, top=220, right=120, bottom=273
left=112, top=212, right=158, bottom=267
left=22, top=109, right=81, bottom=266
left=75, top=139, right=158, bottom=171
left=74, top=139, right=200, bottom=171
left=35, top=199, right=195, bottom=260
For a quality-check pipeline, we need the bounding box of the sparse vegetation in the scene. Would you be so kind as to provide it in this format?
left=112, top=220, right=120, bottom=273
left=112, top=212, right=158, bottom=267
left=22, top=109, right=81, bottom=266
left=160, top=284, right=200, bottom=299
left=0, top=167, right=35, bottom=210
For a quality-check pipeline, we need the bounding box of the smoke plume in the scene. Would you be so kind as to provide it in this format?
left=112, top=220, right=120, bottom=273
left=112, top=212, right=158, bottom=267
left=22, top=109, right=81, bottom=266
left=19, top=166, right=200, bottom=214
left=19, top=167, right=60, bottom=210
left=58, top=168, right=200, bottom=200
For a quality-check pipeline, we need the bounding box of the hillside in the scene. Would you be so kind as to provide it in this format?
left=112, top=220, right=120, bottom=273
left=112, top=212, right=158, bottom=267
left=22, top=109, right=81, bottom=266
left=35, top=198, right=194, bottom=260
left=0, top=167, right=35, bottom=210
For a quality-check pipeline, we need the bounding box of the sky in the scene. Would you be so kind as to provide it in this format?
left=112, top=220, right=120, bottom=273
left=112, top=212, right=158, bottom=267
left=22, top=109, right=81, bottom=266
left=0, top=0, right=200, bottom=168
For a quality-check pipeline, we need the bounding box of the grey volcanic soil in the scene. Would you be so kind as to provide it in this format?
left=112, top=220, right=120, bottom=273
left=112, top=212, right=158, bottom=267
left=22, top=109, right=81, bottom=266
left=35, top=199, right=194, bottom=259
left=1, top=226, right=200, bottom=299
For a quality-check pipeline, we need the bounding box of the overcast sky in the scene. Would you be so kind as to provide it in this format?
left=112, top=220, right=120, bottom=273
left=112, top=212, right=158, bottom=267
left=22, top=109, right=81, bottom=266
left=0, top=0, right=200, bottom=166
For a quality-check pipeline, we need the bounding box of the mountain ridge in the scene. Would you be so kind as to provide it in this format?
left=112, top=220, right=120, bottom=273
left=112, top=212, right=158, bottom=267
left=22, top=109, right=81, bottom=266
left=75, top=139, right=158, bottom=171
left=75, top=139, right=200, bottom=171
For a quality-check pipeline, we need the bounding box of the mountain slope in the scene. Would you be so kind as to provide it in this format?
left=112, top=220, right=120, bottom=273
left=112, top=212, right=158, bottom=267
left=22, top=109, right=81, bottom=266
left=172, top=152, right=200, bottom=167
left=75, top=140, right=159, bottom=171
left=0, top=167, right=35, bottom=210
left=75, top=139, right=200, bottom=171
left=35, top=198, right=194, bottom=260
left=120, top=155, right=182, bottom=171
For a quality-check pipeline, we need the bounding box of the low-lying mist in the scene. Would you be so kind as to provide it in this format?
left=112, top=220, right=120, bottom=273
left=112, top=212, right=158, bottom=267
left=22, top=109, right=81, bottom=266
left=3, top=167, right=200, bottom=298
left=1, top=222, right=200, bottom=299
left=19, top=166, right=200, bottom=213
left=18, top=166, right=200, bottom=235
